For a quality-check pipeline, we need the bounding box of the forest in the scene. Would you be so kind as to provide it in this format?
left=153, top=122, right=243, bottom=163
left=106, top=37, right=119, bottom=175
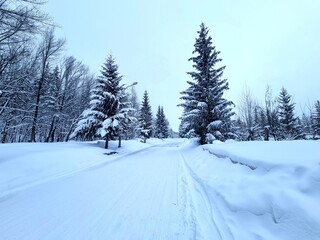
left=0, top=0, right=319, bottom=147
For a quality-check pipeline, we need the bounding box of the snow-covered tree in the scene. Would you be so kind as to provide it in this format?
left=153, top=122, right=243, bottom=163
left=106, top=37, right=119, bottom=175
left=72, top=54, right=126, bottom=148
left=30, top=29, right=65, bottom=142
left=237, top=85, right=263, bottom=141
left=154, top=106, right=169, bottom=139
left=138, top=90, right=153, bottom=143
left=301, top=113, right=312, bottom=139
left=312, top=100, right=320, bottom=139
left=116, top=86, right=138, bottom=146
left=126, top=86, right=140, bottom=139
left=277, top=87, right=300, bottom=140
left=264, top=86, right=281, bottom=140
left=179, top=23, right=235, bottom=144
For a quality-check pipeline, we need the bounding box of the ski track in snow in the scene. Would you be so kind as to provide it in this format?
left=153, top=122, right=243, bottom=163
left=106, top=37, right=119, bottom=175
left=178, top=150, right=234, bottom=240
left=0, top=140, right=219, bottom=240
left=1, top=139, right=319, bottom=239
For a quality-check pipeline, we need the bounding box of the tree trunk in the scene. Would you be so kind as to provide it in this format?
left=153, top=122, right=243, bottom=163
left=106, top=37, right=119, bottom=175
left=118, top=134, right=122, bottom=148
left=30, top=72, right=45, bottom=142
left=1, top=122, right=8, bottom=143
left=64, top=118, right=79, bottom=142
left=45, top=116, right=56, bottom=142
left=105, top=134, right=109, bottom=149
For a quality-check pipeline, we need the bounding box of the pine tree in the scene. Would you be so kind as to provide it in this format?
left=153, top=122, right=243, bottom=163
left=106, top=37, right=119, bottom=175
left=179, top=23, right=235, bottom=144
left=138, top=91, right=153, bottom=143
left=312, top=100, right=320, bottom=139
left=277, top=87, right=299, bottom=140
left=154, top=106, right=169, bottom=139
left=72, top=54, right=124, bottom=148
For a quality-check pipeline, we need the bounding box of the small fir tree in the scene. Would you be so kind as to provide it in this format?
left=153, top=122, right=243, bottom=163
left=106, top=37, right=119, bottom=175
left=154, top=106, right=169, bottom=139
left=138, top=91, right=153, bottom=143
left=277, top=87, right=299, bottom=139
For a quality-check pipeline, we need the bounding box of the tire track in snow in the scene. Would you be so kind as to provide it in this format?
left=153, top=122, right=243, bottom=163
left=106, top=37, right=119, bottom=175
left=0, top=141, right=193, bottom=240
left=178, top=149, right=234, bottom=240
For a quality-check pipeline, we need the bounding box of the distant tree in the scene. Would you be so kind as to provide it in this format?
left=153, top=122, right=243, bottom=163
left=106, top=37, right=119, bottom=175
left=179, top=23, right=235, bottom=144
left=126, top=86, right=140, bottom=139
left=264, top=86, right=280, bottom=140
left=301, top=113, right=312, bottom=139
left=238, top=85, right=263, bottom=141
left=258, top=107, right=269, bottom=141
left=154, top=106, right=169, bottom=139
left=138, top=90, right=153, bottom=143
left=312, top=100, right=320, bottom=139
left=277, top=87, right=301, bottom=140
left=116, top=86, right=138, bottom=146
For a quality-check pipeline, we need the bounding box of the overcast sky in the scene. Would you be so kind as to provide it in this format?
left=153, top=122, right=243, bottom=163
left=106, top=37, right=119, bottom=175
left=44, top=0, right=320, bottom=131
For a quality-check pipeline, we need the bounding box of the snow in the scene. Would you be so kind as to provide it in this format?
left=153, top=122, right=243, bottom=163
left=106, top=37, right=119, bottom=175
left=0, top=138, right=319, bottom=239
left=181, top=139, right=320, bottom=239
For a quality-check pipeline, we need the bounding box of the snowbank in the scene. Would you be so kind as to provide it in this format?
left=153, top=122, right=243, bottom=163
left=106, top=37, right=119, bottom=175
left=181, top=140, right=320, bottom=240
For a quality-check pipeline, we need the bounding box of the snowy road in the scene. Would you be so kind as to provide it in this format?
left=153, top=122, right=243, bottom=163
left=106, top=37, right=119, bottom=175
left=2, top=139, right=319, bottom=240
left=0, top=141, right=215, bottom=240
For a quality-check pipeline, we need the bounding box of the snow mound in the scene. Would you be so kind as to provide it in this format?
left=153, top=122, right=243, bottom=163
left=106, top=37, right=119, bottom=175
left=181, top=140, right=320, bottom=240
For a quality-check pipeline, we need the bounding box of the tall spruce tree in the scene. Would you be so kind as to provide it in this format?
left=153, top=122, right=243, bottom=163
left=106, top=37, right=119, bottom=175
left=138, top=90, right=153, bottom=143
left=179, top=23, right=235, bottom=144
left=72, top=54, right=125, bottom=148
left=277, top=87, right=299, bottom=140
left=154, top=106, right=169, bottom=139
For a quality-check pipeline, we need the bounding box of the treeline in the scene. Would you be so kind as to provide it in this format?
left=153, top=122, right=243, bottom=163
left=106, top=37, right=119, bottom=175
left=0, top=1, right=171, bottom=145
left=1, top=1, right=318, bottom=146
left=0, top=1, right=93, bottom=143
left=235, top=85, right=320, bottom=141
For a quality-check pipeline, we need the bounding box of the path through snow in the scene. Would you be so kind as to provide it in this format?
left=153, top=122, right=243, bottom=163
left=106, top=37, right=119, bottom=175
left=0, top=140, right=218, bottom=240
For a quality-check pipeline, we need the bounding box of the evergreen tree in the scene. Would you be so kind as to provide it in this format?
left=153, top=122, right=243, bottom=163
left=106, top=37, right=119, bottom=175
left=312, top=100, right=320, bottom=139
left=138, top=90, right=153, bottom=143
left=116, top=86, right=137, bottom=146
left=259, top=108, right=270, bottom=141
left=277, top=87, right=299, bottom=139
left=179, top=23, right=235, bottom=144
left=301, top=113, right=312, bottom=139
left=264, top=86, right=281, bottom=140
left=233, top=117, right=247, bottom=141
left=178, top=109, right=195, bottom=138
left=127, top=86, right=140, bottom=139
left=154, top=106, right=169, bottom=139
left=72, top=54, right=125, bottom=148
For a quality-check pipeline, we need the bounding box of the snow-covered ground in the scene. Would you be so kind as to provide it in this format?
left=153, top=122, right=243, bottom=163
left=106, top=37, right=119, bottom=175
left=181, top=140, right=320, bottom=240
left=0, top=138, right=319, bottom=239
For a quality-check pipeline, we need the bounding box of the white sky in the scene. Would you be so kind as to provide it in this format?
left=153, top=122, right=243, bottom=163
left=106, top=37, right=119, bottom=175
left=44, top=0, right=320, bottom=131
